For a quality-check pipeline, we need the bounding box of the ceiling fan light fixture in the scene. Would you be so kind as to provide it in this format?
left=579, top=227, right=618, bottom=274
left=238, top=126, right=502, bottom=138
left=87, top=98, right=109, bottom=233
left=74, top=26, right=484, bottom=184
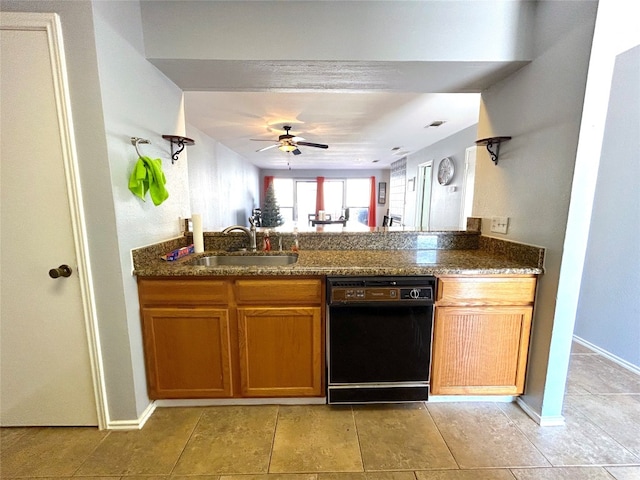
left=279, top=144, right=297, bottom=153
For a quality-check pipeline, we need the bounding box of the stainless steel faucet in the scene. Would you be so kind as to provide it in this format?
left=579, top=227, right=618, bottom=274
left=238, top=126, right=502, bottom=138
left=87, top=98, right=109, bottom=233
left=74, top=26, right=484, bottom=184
left=222, top=220, right=257, bottom=251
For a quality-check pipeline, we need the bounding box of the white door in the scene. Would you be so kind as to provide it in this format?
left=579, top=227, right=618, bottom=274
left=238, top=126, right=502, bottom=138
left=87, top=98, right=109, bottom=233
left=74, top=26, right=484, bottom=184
left=1, top=13, right=101, bottom=426
left=459, top=146, right=477, bottom=229
left=415, top=162, right=433, bottom=230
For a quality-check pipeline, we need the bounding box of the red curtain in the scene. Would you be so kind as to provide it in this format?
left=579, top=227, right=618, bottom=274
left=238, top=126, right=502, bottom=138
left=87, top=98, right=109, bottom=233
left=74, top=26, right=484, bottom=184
left=368, top=176, right=377, bottom=227
left=315, top=176, right=325, bottom=215
left=263, top=176, right=274, bottom=203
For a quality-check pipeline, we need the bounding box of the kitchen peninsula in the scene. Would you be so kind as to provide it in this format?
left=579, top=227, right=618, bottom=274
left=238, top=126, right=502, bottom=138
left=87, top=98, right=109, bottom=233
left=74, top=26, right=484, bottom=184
left=132, top=225, right=544, bottom=403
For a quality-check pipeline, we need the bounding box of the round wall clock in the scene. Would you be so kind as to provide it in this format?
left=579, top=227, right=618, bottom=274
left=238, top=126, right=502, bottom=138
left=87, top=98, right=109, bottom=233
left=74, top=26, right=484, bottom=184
left=437, top=157, right=455, bottom=185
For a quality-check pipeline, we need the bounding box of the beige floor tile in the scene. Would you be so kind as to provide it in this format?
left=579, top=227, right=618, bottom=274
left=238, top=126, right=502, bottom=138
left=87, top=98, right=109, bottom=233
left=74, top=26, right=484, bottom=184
left=606, top=466, right=640, bottom=480
left=353, top=404, right=457, bottom=471
left=500, top=402, right=639, bottom=466
left=317, top=474, right=366, bottom=480
left=318, top=474, right=416, bottom=480
left=270, top=405, right=363, bottom=473
left=566, top=355, right=640, bottom=395
left=220, top=475, right=317, bottom=480
left=365, top=473, right=421, bottom=480
left=4, top=477, right=120, bottom=480
left=0, top=426, right=108, bottom=477
left=511, top=466, right=619, bottom=479
left=567, top=394, right=640, bottom=457
left=415, top=469, right=516, bottom=479
left=171, top=476, right=220, bottom=480
left=76, top=407, right=202, bottom=476
left=173, top=405, right=278, bottom=475
left=427, top=403, right=550, bottom=469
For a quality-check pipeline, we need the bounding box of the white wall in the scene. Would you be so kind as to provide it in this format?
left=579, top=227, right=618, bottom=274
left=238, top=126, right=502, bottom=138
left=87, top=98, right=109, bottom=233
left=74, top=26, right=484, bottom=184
left=140, top=0, right=534, bottom=63
left=187, top=124, right=260, bottom=229
left=570, top=1, right=640, bottom=369
left=91, top=0, right=191, bottom=420
left=0, top=0, right=146, bottom=422
left=473, top=1, right=598, bottom=422
left=405, top=125, right=478, bottom=230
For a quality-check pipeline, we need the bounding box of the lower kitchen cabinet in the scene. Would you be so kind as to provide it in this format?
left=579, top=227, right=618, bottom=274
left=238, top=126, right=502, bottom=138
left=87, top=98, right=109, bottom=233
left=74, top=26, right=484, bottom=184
left=137, top=276, right=324, bottom=400
left=431, top=305, right=532, bottom=395
left=237, top=306, right=323, bottom=397
left=141, top=307, right=233, bottom=399
left=431, top=275, right=536, bottom=396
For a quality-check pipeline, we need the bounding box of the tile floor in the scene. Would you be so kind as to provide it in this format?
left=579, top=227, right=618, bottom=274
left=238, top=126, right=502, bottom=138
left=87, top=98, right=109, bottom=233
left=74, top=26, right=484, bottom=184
left=2, top=342, right=640, bottom=480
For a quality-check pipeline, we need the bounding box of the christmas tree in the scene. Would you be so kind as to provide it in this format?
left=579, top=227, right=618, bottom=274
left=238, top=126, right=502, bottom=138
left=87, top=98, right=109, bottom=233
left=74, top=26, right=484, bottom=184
left=261, top=183, right=284, bottom=227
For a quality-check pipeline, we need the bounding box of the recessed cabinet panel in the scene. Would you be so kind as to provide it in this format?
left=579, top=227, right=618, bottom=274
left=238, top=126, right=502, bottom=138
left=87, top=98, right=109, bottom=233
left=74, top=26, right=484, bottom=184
left=431, top=306, right=532, bottom=395
left=141, top=307, right=233, bottom=399
left=237, top=307, right=323, bottom=397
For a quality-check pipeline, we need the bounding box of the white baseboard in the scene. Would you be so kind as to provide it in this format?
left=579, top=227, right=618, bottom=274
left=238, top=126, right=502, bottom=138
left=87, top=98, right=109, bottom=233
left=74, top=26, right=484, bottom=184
left=428, top=395, right=516, bottom=403
left=106, top=401, right=156, bottom=430
left=573, top=335, right=640, bottom=376
left=516, top=397, right=565, bottom=426
left=155, top=397, right=327, bottom=407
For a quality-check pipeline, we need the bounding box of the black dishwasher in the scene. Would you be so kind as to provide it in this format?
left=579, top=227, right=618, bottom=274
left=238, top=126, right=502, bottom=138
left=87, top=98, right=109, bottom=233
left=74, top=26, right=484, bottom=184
left=326, top=276, right=436, bottom=404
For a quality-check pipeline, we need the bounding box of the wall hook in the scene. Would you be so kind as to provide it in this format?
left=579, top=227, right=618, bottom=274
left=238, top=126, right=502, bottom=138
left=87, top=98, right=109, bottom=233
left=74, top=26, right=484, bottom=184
left=162, top=135, right=195, bottom=164
left=130, top=137, right=151, bottom=158
left=475, top=136, right=511, bottom=165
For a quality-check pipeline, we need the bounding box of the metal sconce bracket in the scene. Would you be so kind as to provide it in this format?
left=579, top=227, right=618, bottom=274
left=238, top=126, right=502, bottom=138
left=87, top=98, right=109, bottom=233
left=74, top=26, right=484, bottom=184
left=475, top=136, right=511, bottom=165
left=162, top=135, right=195, bottom=164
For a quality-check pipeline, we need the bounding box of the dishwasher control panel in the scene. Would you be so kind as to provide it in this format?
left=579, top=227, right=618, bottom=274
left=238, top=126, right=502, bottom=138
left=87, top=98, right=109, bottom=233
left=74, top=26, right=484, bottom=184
left=328, top=276, right=436, bottom=304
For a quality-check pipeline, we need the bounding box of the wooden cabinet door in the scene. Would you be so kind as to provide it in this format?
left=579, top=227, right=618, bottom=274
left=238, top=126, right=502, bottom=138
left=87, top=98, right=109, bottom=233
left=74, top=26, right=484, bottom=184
left=237, top=307, right=323, bottom=397
left=431, top=306, right=532, bottom=395
left=141, top=308, right=233, bottom=399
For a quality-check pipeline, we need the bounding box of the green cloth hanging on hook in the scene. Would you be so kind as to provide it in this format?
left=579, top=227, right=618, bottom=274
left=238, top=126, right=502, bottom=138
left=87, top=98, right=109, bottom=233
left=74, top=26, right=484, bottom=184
left=128, top=156, right=169, bottom=206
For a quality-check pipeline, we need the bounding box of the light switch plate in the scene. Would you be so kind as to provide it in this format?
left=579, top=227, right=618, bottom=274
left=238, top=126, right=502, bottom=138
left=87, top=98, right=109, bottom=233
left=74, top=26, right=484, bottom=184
left=491, top=216, right=509, bottom=234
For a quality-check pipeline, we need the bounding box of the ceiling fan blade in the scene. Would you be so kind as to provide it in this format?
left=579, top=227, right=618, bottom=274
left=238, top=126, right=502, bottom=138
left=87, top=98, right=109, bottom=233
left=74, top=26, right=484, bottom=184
left=292, top=148, right=302, bottom=155
left=296, top=141, right=329, bottom=149
left=251, top=138, right=278, bottom=142
left=256, top=144, right=279, bottom=152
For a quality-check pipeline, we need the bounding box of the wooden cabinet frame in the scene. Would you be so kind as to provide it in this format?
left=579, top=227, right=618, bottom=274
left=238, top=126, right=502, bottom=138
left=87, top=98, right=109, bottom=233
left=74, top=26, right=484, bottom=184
left=432, top=275, right=537, bottom=396
left=138, top=276, right=325, bottom=400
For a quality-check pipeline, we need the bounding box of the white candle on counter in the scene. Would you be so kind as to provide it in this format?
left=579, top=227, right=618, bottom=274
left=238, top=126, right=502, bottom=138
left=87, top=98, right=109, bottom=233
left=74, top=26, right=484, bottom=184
left=192, top=213, right=204, bottom=253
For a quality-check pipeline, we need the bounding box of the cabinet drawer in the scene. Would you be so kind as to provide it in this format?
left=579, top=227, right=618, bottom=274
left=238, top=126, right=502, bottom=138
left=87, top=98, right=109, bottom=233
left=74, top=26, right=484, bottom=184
left=138, top=278, right=230, bottom=306
left=437, top=276, right=536, bottom=306
left=234, top=278, right=323, bottom=305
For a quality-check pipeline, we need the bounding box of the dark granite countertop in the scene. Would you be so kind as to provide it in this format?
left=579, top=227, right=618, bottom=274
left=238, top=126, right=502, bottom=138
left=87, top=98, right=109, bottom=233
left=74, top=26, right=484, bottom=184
left=133, top=247, right=543, bottom=277
left=132, top=228, right=544, bottom=278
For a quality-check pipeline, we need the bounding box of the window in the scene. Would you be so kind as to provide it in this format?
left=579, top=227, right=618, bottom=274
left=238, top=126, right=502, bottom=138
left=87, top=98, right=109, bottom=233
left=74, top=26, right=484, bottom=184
left=345, top=178, right=370, bottom=226
left=272, top=178, right=294, bottom=225
left=295, top=181, right=317, bottom=224
left=271, top=177, right=372, bottom=226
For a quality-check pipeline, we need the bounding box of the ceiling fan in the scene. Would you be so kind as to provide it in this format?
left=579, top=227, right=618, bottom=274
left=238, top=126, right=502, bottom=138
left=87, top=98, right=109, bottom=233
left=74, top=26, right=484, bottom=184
left=251, top=125, right=329, bottom=155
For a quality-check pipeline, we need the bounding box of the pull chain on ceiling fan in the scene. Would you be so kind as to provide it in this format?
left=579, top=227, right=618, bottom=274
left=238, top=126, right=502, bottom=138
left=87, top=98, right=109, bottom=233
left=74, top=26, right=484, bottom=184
left=251, top=125, right=329, bottom=155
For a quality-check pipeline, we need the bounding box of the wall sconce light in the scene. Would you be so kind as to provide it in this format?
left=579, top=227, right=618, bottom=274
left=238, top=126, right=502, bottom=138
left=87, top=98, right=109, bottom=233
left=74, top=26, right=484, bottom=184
left=475, top=136, right=511, bottom=165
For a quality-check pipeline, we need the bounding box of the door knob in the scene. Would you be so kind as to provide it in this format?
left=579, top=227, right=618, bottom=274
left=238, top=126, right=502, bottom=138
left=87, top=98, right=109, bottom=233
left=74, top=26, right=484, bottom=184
left=49, top=265, right=72, bottom=279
